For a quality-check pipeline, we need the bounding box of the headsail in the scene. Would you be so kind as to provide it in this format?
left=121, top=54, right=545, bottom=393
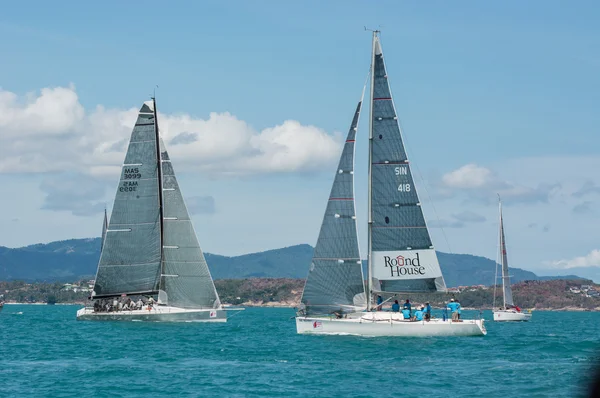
left=499, top=199, right=514, bottom=307
left=101, top=208, right=108, bottom=251
left=92, top=101, right=162, bottom=298
left=368, top=33, right=447, bottom=294
left=300, top=90, right=367, bottom=316
left=159, top=141, right=221, bottom=309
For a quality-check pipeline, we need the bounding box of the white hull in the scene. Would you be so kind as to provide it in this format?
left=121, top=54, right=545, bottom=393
left=76, top=306, right=227, bottom=322
left=493, top=310, right=532, bottom=322
left=296, top=312, right=486, bottom=337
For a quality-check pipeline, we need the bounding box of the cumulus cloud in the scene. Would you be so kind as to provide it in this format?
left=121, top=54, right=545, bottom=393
left=549, top=249, right=600, bottom=269
left=0, top=85, right=342, bottom=177
left=442, top=164, right=496, bottom=189
left=441, top=163, right=560, bottom=204
left=186, top=196, right=216, bottom=215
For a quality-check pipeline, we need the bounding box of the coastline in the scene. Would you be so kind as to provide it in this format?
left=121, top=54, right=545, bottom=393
left=3, top=302, right=600, bottom=311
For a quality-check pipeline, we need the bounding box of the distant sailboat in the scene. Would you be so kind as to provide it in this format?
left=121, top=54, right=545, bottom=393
left=100, top=208, right=108, bottom=252
left=296, top=31, right=486, bottom=336
left=493, top=197, right=532, bottom=322
left=77, top=98, right=228, bottom=321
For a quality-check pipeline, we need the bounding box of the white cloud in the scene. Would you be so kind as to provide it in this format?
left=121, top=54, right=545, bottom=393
left=442, top=164, right=494, bottom=189
left=549, top=249, right=600, bottom=269
left=441, top=163, right=560, bottom=204
left=0, top=85, right=342, bottom=177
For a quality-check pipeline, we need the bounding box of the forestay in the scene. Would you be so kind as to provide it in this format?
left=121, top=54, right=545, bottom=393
left=369, top=36, right=446, bottom=294
left=93, top=101, right=162, bottom=298
left=160, top=141, right=221, bottom=309
left=301, top=95, right=367, bottom=316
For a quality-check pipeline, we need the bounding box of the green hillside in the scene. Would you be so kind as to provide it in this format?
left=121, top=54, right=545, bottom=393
left=0, top=238, right=583, bottom=286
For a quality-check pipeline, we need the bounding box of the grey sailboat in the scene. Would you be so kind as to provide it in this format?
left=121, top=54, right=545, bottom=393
left=77, top=99, right=226, bottom=321
left=296, top=31, right=486, bottom=336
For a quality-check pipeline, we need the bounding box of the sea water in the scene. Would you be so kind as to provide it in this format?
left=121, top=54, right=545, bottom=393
left=0, top=305, right=598, bottom=397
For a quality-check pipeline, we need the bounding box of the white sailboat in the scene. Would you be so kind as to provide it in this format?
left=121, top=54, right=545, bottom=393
left=296, top=31, right=486, bottom=337
left=77, top=98, right=229, bottom=322
left=492, top=198, right=532, bottom=322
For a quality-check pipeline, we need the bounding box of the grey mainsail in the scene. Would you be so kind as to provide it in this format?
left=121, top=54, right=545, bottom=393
left=300, top=92, right=367, bottom=316
left=368, top=33, right=447, bottom=294
left=499, top=200, right=514, bottom=307
left=93, top=101, right=162, bottom=298
left=160, top=141, right=221, bottom=309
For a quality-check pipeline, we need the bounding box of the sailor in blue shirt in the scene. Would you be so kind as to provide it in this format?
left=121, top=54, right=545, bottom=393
left=401, top=308, right=411, bottom=319
left=447, top=298, right=461, bottom=321
left=391, top=300, right=400, bottom=312
left=414, top=307, right=424, bottom=321
left=403, top=299, right=411, bottom=316
left=423, top=302, right=432, bottom=321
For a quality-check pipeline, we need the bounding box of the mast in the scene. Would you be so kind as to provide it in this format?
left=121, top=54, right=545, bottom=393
left=499, top=198, right=506, bottom=308
left=152, top=96, right=165, bottom=291
left=367, top=29, right=378, bottom=310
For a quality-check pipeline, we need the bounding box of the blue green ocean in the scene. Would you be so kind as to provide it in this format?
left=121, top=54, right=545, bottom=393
left=0, top=305, right=598, bottom=397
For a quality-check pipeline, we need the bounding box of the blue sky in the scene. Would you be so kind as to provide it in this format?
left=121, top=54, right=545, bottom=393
left=1, top=1, right=599, bottom=281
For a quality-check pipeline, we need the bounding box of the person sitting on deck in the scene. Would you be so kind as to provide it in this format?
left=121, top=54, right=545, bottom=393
left=401, top=308, right=411, bottom=320
left=413, top=307, right=424, bottom=321
left=136, top=299, right=144, bottom=310
left=403, top=299, right=411, bottom=316
left=391, top=300, right=400, bottom=312
left=423, top=302, right=432, bottom=321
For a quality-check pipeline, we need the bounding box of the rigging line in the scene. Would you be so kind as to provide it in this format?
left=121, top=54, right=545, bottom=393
left=396, top=118, right=454, bottom=255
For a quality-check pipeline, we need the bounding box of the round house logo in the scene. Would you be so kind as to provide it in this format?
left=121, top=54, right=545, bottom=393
left=384, top=253, right=426, bottom=277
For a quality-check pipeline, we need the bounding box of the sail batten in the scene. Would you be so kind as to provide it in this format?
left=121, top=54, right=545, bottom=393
left=368, top=34, right=446, bottom=294
left=301, top=89, right=367, bottom=316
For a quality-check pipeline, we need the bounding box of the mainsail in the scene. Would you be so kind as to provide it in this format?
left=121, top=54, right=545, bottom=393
left=93, top=101, right=162, bottom=298
left=368, top=33, right=447, bottom=294
left=499, top=200, right=514, bottom=307
left=300, top=91, right=367, bottom=316
left=160, top=141, right=221, bottom=309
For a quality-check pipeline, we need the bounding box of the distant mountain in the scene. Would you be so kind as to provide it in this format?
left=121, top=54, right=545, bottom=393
left=0, top=238, right=587, bottom=285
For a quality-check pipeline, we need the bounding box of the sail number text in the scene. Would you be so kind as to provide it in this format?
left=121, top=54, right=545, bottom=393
left=123, top=167, right=142, bottom=180
left=395, top=166, right=411, bottom=192
left=119, top=181, right=138, bottom=192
